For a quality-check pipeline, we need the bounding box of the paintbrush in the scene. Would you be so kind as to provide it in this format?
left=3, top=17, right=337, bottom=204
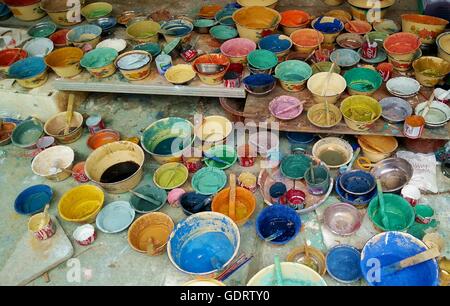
left=64, top=94, right=75, bottom=136
left=203, top=152, right=231, bottom=165
left=229, top=173, right=236, bottom=220
left=39, top=204, right=50, bottom=228
left=129, top=189, right=161, bottom=206
left=347, top=20, right=359, bottom=33
left=321, top=62, right=336, bottom=126
left=381, top=247, right=440, bottom=277
left=217, top=255, right=254, bottom=281
left=276, top=102, right=302, bottom=115
left=420, top=92, right=435, bottom=119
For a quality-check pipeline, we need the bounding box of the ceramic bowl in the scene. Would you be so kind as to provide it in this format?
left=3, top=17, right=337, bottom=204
left=412, top=56, right=450, bottom=88
left=269, top=95, right=303, bottom=120
left=180, top=192, right=212, bottom=216
left=192, top=167, right=227, bottom=195
left=344, top=67, right=383, bottom=96
left=44, top=111, right=84, bottom=143
left=128, top=212, right=174, bottom=255
left=160, top=19, right=194, bottom=43
left=165, top=64, right=196, bottom=85
left=415, top=101, right=450, bottom=127
left=358, top=135, right=398, bottom=163
left=133, top=42, right=161, bottom=57
left=307, top=72, right=347, bottom=104
left=0, top=122, right=16, bottom=146
left=370, top=157, right=413, bottom=193
left=209, top=25, right=238, bottom=42
left=81, top=2, right=113, bottom=22
left=336, top=33, right=364, bottom=49
left=386, top=77, right=421, bottom=98
left=204, top=145, right=237, bottom=170
left=340, top=95, right=382, bottom=131
left=86, top=129, right=120, bottom=150
left=436, top=32, right=450, bottom=63
left=326, top=245, right=362, bottom=283
left=45, top=47, right=84, bottom=78
left=307, top=103, right=342, bottom=128
left=67, top=24, right=102, bottom=50
left=323, top=203, right=362, bottom=236
left=339, top=170, right=376, bottom=195
left=330, top=48, right=360, bottom=68
left=256, top=204, right=301, bottom=245
left=58, top=185, right=104, bottom=223
left=153, top=162, right=189, bottom=190
left=23, top=38, right=54, bottom=57
left=0, top=48, right=27, bottom=73
left=93, top=16, right=117, bottom=35
left=11, top=119, right=44, bottom=149
left=27, top=21, right=57, bottom=38
left=312, top=137, right=353, bottom=169
left=41, top=0, right=82, bottom=26
left=129, top=185, right=167, bottom=213
left=258, top=34, right=293, bottom=62
left=115, top=50, right=152, bottom=81
left=194, top=115, right=233, bottom=143
left=220, top=38, right=256, bottom=64
left=14, top=184, right=53, bottom=215
left=379, top=97, right=412, bottom=123
left=215, top=8, right=237, bottom=26
left=96, top=201, right=135, bottom=233
left=73, top=224, right=96, bottom=246
left=49, top=29, right=70, bottom=47
left=126, top=20, right=161, bottom=44
left=373, top=19, right=400, bottom=34
left=335, top=174, right=377, bottom=208
left=274, top=60, right=312, bottom=92
left=345, top=20, right=372, bottom=35
left=31, top=145, right=74, bottom=181
left=80, top=47, right=118, bottom=78
left=286, top=245, right=326, bottom=275
left=242, top=74, right=276, bottom=94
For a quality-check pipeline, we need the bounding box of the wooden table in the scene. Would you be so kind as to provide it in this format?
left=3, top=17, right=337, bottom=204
left=242, top=81, right=450, bottom=140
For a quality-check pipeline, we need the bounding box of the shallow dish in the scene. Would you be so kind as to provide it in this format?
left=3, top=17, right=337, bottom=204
left=358, top=48, right=387, bottom=64
left=336, top=33, right=364, bottom=49
left=386, top=77, right=421, bottom=98
left=192, top=167, right=227, bottom=195
left=96, top=201, right=135, bottom=233
left=379, top=97, right=413, bottom=123
left=339, top=170, right=376, bottom=195
left=323, top=203, right=362, bottom=236
left=165, top=64, right=196, bottom=85
left=326, top=245, right=362, bottom=283
left=415, top=101, right=450, bottom=126
left=269, top=95, right=303, bottom=120
left=335, top=174, right=377, bottom=207
left=14, top=184, right=53, bottom=215
left=330, top=49, right=360, bottom=68
left=130, top=185, right=167, bottom=213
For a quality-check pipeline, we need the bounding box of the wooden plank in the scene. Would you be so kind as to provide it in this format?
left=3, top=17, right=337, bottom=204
left=51, top=31, right=247, bottom=98
left=243, top=82, right=450, bottom=140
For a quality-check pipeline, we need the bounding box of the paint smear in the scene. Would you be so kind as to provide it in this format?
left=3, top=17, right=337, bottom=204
left=179, top=231, right=234, bottom=273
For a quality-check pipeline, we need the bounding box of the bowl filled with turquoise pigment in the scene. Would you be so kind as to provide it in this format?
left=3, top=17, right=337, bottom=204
left=209, top=25, right=238, bottom=42
left=247, top=262, right=327, bottom=286
left=167, top=212, right=240, bottom=276
left=133, top=42, right=161, bottom=57
left=368, top=193, right=415, bottom=232
left=274, top=60, right=312, bottom=92
left=247, top=49, right=279, bottom=74
left=11, top=119, right=44, bottom=149
left=204, top=144, right=238, bottom=170
left=141, top=117, right=195, bottom=164
left=343, top=67, right=382, bottom=96
left=80, top=47, right=118, bottom=78
left=361, top=231, right=439, bottom=286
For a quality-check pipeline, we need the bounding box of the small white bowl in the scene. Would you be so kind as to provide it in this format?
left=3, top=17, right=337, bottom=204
left=415, top=101, right=450, bottom=126
left=96, top=38, right=127, bottom=53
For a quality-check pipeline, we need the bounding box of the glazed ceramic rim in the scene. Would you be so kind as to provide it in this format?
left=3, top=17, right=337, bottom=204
left=312, top=137, right=353, bottom=169
left=115, top=50, right=152, bottom=71
left=27, top=21, right=57, bottom=37
left=160, top=19, right=194, bottom=38
left=192, top=166, right=227, bottom=195
left=14, top=184, right=53, bottom=215
left=153, top=162, right=189, bottom=190
left=204, top=144, right=237, bottom=170
left=67, top=25, right=102, bottom=43
left=140, top=117, right=194, bottom=157
left=129, top=185, right=167, bottom=213
left=269, top=95, right=303, bottom=120
left=339, top=170, right=376, bottom=195
left=379, top=97, right=413, bottom=123
left=31, top=145, right=75, bottom=177
left=11, top=119, right=44, bottom=148
left=336, top=33, right=364, bottom=49
left=326, top=244, right=362, bottom=283
left=86, top=129, right=121, bottom=150
left=58, top=185, right=104, bottom=222
left=96, top=200, right=136, bottom=233
left=167, top=211, right=240, bottom=276
left=386, top=77, right=421, bottom=97
left=232, top=6, right=281, bottom=30
left=195, top=115, right=233, bottom=142
left=81, top=2, right=113, bottom=19
left=164, top=64, right=196, bottom=85
left=323, top=202, right=362, bottom=236
left=209, top=25, right=238, bottom=40
left=330, top=49, right=360, bottom=67
left=334, top=174, right=377, bottom=206
left=360, top=231, right=439, bottom=286
left=414, top=101, right=450, bottom=125
left=247, top=262, right=327, bottom=286
left=23, top=38, right=54, bottom=57
left=436, top=32, right=450, bottom=56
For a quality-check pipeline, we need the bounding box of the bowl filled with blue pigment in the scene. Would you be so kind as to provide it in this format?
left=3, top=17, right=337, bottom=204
left=256, top=204, right=301, bottom=245
left=247, top=262, right=327, bottom=286
left=360, top=231, right=439, bottom=286
left=141, top=117, right=195, bottom=164
left=168, top=212, right=240, bottom=276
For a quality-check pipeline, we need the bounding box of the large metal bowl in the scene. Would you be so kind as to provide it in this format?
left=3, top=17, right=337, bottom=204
left=370, top=157, right=413, bottom=193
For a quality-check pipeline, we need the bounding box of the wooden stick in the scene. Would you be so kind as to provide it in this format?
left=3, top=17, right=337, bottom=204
left=229, top=173, right=236, bottom=221
left=64, top=94, right=75, bottom=136
left=421, top=92, right=435, bottom=118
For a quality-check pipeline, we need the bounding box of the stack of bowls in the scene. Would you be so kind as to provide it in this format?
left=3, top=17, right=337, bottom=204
left=358, top=135, right=398, bottom=162
left=279, top=10, right=311, bottom=35
left=384, top=32, right=422, bottom=72
left=247, top=49, right=278, bottom=74
left=258, top=34, right=293, bottom=62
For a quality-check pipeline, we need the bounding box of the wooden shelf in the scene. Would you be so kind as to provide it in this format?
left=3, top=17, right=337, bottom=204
left=243, top=83, right=450, bottom=140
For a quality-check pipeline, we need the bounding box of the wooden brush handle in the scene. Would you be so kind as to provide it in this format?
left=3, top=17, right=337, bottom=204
left=229, top=173, right=236, bottom=220
left=398, top=247, right=440, bottom=269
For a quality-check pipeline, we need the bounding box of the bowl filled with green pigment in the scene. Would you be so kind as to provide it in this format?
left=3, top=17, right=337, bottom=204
left=141, top=117, right=195, bottom=164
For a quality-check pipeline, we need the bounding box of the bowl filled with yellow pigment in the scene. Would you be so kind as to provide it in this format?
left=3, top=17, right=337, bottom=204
left=58, top=185, right=104, bottom=223
left=340, top=95, right=382, bottom=131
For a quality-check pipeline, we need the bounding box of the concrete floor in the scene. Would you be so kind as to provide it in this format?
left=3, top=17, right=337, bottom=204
left=1, top=93, right=449, bottom=286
